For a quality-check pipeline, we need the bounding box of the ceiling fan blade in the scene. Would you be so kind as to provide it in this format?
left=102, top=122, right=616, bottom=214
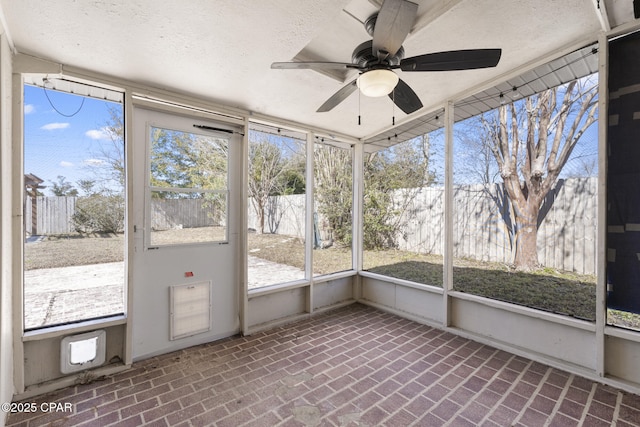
left=372, top=0, right=418, bottom=58
left=389, top=78, right=423, bottom=114
left=271, top=61, right=360, bottom=70
left=400, top=49, right=502, bottom=72
left=317, top=79, right=358, bottom=112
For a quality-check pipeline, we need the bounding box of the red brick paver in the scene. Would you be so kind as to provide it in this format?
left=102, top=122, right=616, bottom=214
left=7, top=304, right=640, bottom=426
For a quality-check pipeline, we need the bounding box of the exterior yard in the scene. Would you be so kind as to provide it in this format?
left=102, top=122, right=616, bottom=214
left=24, top=231, right=639, bottom=330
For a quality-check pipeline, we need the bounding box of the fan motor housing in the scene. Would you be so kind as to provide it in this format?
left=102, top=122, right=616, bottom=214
left=364, top=14, right=377, bottom=37
left=351, top=40, right=404, bottom=69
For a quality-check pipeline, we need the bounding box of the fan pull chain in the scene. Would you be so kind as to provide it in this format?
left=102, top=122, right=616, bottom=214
left=358, top=89, right=361, bottom=125
left=392, top=89, right=396, bottom=126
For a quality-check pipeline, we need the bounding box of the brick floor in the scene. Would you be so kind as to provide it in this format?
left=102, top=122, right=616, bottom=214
left=7, top=303, right=640, bottom=426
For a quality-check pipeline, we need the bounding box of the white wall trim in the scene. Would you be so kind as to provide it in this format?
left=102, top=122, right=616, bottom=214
left=0, top=29, right=15, bottom=426
left=10, top=72, right=24, bottom=395
left=22, top=315, right=127, bottom=342
left=605, top=325, right=640, bottom=342
left=449, top=291, right=596, bottom=332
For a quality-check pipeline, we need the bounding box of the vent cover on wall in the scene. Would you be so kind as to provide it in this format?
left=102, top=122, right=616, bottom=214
left=170, top=281, right=212, bottom=340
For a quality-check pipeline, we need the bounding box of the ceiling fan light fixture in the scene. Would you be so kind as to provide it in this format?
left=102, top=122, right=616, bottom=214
left=357, top=69, right=399, bottom=97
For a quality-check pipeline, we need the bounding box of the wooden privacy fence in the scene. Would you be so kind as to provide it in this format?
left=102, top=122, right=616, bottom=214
left=25, top=196, right=76, bottom=235
left=420, top=178, right=597, bottom=274
left=249, top=177, right=598, bottom=275
left=149, top=197, right=226, bottom=231
left=26, top=177, right=598, bottom=274
left=25, top=196, right=224, bottom=235
left=247, top=195, right=306, bottom=237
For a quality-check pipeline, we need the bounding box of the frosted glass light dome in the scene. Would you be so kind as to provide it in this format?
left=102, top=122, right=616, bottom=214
left=357, top=69, right=399, bottom=97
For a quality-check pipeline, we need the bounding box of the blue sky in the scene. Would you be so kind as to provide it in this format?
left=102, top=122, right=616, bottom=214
left=24, top=81, right=597, bottom=195
left=23, top=84, right=122, bottom=195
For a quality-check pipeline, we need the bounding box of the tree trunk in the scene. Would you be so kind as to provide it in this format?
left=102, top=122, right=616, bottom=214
left=512, top=203, right=540, bottom=271
left=258, top=206, right=265, bottom=234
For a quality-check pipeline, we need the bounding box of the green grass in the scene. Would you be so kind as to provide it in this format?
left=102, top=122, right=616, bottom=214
left=363, top=250, right=597, bottom=321
left=452, top=263, right=596, bottom=321
left=608, top=309, right=640, bottom=331
left=364, top=250, right=444, bottom=285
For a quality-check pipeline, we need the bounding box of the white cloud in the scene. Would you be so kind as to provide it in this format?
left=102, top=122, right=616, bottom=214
left=24, top=104, right=35, bottom=114
left=59, top=161, right=74, bottom=168
left=41, top=122, right=70, bottom=130
left=84, top=158, right=105, bottom=166
left=85, top=127, right=111, bottom=140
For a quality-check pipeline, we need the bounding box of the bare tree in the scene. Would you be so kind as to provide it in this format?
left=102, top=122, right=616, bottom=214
left=456, top=120, right=500, bottom=185
left=483, top=77, right=598, bottom=270
left=314, top=144, right=353, bottom=245
left=248, top=139, right=286, bottom=234
left=87, top=106, right=125, bottom=190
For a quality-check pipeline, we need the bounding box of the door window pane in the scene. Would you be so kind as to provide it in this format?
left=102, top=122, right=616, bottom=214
left=148, top=126, right=228, bottom=246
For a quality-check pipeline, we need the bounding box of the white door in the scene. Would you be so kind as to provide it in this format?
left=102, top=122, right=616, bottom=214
left=131, top=107, right=242, bottom=360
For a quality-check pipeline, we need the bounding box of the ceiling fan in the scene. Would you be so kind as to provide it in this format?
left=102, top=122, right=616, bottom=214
left=271, top=0, right=501, bottom=115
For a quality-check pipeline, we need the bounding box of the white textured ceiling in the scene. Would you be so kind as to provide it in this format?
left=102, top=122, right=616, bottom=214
left=0, top=0, right=630, bottom=140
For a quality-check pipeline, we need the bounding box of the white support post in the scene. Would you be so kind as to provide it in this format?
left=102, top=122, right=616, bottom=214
left=123, top=90, right=135, bottom=364
left=306, top=132, right=315, bottom=314
left=11, top=72, right=25, bottom=394
left=595, top=32, right=608, bottom=377
left=443, top=101, right=455, bottom=327
left=352, top=142, right=364, bottom=301
left=352, top=142, right=364, bottom=273
left=240, top=119, right=250, bottom=336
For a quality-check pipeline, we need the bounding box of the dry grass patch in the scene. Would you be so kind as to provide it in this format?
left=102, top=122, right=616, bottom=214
left=150, top=226, right=227, bottom=245
left=23, top=231, right=640, bottom=329
left=248, top=232, right=352, bottom=275
left=25, top=233, right=124, bottom=270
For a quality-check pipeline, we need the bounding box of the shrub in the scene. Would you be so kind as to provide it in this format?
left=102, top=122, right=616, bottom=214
left=71, top=193, right=124, bottom=234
